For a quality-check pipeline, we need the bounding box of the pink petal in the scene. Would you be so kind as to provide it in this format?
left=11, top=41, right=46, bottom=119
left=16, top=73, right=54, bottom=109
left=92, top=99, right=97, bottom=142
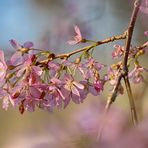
left=74, top=25, right=81, bottom=37
left=73, top=81, right=84, bottom=89
left=0, top=50, right=4, bottom=62
left=67, top=40, right=78, bottom=45
left=32, top=66, right=42, bottom=76
left=10, top=52, right=23, bottom=66
left=72, top=86, right=80, bottom=96
left=9, top=39, right=21, bottom=49
left=144, top=31, right=148, bottom=36
left=89, top=86, right=98, bottom=96
left=30, top=87, right=41, bottom=98
left=23, top=41, right=34, bottom=48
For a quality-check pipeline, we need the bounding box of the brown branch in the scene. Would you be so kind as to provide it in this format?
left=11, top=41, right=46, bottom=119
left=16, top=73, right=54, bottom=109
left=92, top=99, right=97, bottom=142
left=123, top=0, right=142, bottom=72
left=55, top=32, right=126, bottom=59
left=122, top=0, right=142, bottom=125
left=102, top=0, right=142, bottom=133
left=105, top=74, right=123, bottom=110
left=135, top=41, right=148, bottom=50
left=123, top=76, right=138, bottom=125
left=107, top=0, right=142, bottom=123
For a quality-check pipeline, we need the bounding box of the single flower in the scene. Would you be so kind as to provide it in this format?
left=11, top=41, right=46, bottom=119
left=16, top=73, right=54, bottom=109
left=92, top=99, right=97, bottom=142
left=68, top=25, right=84, bottom=45
left=112, top=44, right=124, bottom=58
left=61, top=74, right=84, bottom=108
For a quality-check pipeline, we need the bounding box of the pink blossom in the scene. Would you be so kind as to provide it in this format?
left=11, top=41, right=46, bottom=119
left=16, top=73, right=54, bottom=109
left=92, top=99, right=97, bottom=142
left=0, top=50, right=7, bottom=81
left=61, top=74, right=84, bottom=107
left=144, top=31, right=148, bottom=36
left=67, top=25, right=83, bottom=45
left=129, top=65, right=148, bottom=83
left=10, top=39, right=34, bottom=49
left=80, top=80, right=104, bottom=97
left=48, top=61, right=61, bottom=76
left=82, top=58, right=105, bottom=79
left=62, top=59, right=85, bottom=77
left=23, top=86, right=42, bottom=112
left=0, top=87, right=15, bottom=110
left=88, top=80, right=104, bottom=96
left=112, top=44, right=124, bottom=58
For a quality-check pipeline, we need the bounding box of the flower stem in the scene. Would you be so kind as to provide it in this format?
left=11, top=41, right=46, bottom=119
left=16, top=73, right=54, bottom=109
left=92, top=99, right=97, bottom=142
left=123, top=76, right=138, bottom=125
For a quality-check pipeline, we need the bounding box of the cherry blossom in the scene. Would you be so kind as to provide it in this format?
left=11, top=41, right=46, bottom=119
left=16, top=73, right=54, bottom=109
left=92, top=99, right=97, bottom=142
left=67, top=25, right=84, bottom=45
left=112, top=44, right=124, bottom=58
left=61, top=74, right=84, bottom=107
left=0, top=50, right=7, bottom=81
left=129, top=65, right=148, bottom=83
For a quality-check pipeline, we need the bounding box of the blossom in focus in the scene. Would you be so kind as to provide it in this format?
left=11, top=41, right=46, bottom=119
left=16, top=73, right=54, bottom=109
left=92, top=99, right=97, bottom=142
left=43, top=77, right=65, bottom=111
left=68, top=25, right=84, bottom=45
left=61, top=74, right=84, bottom=107
left=0, top=50, right=7, bottom=81
left=80, top=80, right=104, bottom=97
left=82, top=57, right=105, bottom=79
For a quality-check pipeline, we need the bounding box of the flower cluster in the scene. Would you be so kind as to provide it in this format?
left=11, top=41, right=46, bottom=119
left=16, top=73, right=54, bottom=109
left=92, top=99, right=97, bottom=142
left=0, top=24, right=147, bottom=114
left=0, top=38, right=106, bottom=113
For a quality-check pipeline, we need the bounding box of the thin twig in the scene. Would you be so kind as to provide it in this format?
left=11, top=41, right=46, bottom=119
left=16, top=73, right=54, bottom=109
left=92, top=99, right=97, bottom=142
left=98, top=0, right=142, bottom=141
left=123, top=76, right=138, bottom=125
left=122, top=0, right=142, bottom=124
left=123, top=0, right=142, bottom=71
left=55, top=33, right=126, bottom=59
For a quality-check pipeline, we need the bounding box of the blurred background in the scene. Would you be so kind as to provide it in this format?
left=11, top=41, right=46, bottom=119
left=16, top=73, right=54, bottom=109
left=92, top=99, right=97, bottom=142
left=0, top=0, right=148, bottom=147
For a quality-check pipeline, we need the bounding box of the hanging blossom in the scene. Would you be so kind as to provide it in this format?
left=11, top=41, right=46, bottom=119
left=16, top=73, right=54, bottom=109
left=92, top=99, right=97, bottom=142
left=68, top=25, right=85, bottom=45
left=37, top=77, right=65, bottom=111
left=0, top=50, right=7, bottom=82
left=10, top=39, right=34, bottom=50
left=107, top=64, right=124, bottom=95
left=129, top=65, right=148, bottom=84
left=80, top=80, right=104, bottom=97
left=82, top=57, right=105, bottom=80
left=112, top=45, right=125, bottom=58
left=61, top=74, right=84, bottom=107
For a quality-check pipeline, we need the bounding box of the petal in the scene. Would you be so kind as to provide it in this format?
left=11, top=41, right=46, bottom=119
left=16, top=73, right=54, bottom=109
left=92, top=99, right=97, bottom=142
left=73, top=81, right=84, bottom=89
left=30, top=87, right=41, bottom=98
left=67, top=40, right=78, bottom=45
left=72, top=93, right=80, bottom=104
left=0, top=50, right=4, bottom=62
left=144, top=31, right=148, bottom=36
left=89, top=86, right=98, bottom=96
left=74, top=25, right=81, bottom=37
left=9, top=39, right=21, bottom=49
left=63, top=97, right=71, bottom=108
left=16, top=67, right=26, bottom=77
left=71, top=86, right=80, bottom=96
left=57, top=89, right=65, bottom=100
left=32, top=66, right=42, bottom=76
left=23, top=41, right=34, bottom=48
left=10, top=52, right=23, bottom=66
left=61, top=87, right=70, bottom=98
